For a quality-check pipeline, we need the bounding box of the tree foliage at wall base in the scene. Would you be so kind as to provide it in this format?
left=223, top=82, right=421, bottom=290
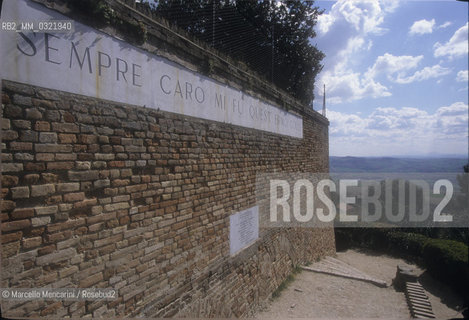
left=149, top=0, right=324, bottom=106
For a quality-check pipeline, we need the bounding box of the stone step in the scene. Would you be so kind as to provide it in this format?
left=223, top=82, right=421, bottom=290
left=409, top=298, right=432, bottom=306
left=405, top=281, right=435, bottom=319
left=312, top=262, right=365, bottom=279
left=324, top=256, right=372, bottom=276
left=412, top=304, right=434, bottom=312
left=407, top=290, right=429, bottom=298
left=406, top=287, right=427, bottom=295
left=413, top=309, right=436, bottom=319
left=301, top=257, right=387, bottom=288
left=407, top=293, right=429, bottom=301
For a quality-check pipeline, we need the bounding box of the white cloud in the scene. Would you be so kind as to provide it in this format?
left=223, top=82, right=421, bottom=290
left=438, top=21, right=452, bottom=29
left=456, top=70, right=468, bottom=82
left=314, top=2, right=451, bottom=105
left=327, top=110, right=370, bottom=136
left=315, top=0, right=396, bottom=104
left=317, top=0, right=386, bottom=36
left=380, top=0, right=400, bottom=13
left=436, top=101, right=468, bottom=116
left=328, top=102, right=468, bottom=156
left=320, top=71, right=390, bottom=104
left=319, top=51, right=452, bottom=104
left=394, top=65, right=451, bottom=84
left=434, top=22, right=469, bottom=59
left=314, top=1, right=465, bottom=107
left=409, top=19, right=435, bottom=35
left=365, top=53, right=423, bottom=80
left=364, top=54, right=451, bottom=85
left=435, top=102, right=469, bottom=136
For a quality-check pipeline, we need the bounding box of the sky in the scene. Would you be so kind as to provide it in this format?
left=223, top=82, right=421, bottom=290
left=311, top=0, right=468, bottom=157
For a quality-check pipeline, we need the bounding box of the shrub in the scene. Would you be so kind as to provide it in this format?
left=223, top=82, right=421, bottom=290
left=386, top=231, right=429, bottom=258
left=422, top=239, right=469, bottom=298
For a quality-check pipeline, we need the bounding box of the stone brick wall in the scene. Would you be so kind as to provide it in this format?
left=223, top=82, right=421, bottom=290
left=1, top=81, right=334, bottom=318
left=1, top=1, right=334, bottom=318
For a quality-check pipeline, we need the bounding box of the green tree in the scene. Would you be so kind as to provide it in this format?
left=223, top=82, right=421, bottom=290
left=150, top=0, right=324, bottom=105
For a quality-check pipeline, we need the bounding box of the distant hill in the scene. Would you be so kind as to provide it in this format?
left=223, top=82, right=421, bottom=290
left=330, top=156, right=467, bottom=173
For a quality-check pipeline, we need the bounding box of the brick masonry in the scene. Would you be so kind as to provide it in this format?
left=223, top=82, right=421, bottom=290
left=1, top=80, right=334, bottom=317
left=1, top=1, right=334, bottom=317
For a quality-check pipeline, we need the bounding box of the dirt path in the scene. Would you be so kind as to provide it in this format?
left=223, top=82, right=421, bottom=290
left=255, top=249, right=464, bottom=319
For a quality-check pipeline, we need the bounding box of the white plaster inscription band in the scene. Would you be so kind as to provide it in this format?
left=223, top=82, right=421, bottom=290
left=0, top=0, right=303, bottom=138
left=229, top=206, right=259, bottom=256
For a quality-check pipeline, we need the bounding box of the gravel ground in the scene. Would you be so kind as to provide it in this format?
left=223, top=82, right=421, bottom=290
left=254, top=249, right=465, bottom=319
